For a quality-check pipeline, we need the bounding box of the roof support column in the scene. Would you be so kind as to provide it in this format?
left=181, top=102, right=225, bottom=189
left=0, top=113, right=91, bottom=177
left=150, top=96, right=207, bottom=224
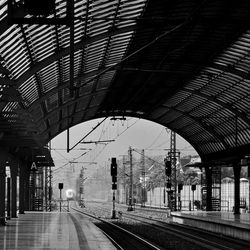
left=205, top=166, right=212, bottom=211
left=25, top=166, right=31, bottom=211
left=0, top=152, right=7, bottom=225
left=10, top=160, right=18, bottom=218
left=249, top=165, right=250, bottom=214
left=19, top=161, right=29, bottom=214
left=6, top=177, right=11, bottom=219
left=233, top=163, right=241, bottom=215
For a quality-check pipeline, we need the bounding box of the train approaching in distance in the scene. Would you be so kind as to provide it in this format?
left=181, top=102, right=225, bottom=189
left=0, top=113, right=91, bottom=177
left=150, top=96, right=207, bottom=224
left=65, top=189, right=75, bottom=200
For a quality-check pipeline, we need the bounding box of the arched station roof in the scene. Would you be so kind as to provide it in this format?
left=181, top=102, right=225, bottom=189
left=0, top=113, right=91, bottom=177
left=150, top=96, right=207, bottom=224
left=0, top=0, right=250, bottom=163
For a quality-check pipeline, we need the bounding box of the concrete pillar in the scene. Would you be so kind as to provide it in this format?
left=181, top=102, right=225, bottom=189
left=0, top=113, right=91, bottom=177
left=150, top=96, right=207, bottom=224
left=0, top=167, right=6, bottom=225
left=7, top=177, right=11, bottom=219
left=25, top=162, right=32, bottom=211
left=19, top=161, right=28, bottom=214
left=0, top=155, right=7, bottom=225
left=10, top=160, right=18, bottom=218
left=233, top=164, right=241, bottom=215
left=205, top=166, right=212, bottom=211
left=248, top=165, right=250, bottom=213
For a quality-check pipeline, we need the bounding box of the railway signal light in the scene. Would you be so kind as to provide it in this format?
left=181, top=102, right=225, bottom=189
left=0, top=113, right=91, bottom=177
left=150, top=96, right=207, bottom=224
left=164, top=158, right=171, bottom=176
left=111, top=158, right=117, bottom=176
left=110, top=157, right=118, bottom=218
left=112, top=175, right=117, bottom=183
left=111, top=157, right=117, bottom=190
left=178, top=183, right=183, bottom=191
left=191, top=184, right=196, bottom=191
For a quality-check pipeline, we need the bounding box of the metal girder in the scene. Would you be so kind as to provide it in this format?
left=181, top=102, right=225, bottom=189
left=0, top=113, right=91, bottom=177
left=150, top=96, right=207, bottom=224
left=33, top=87, right=107, bottom=122
left=112, top=23, right=187, bottom=111
left=209, top=63, right=250, bottom=81
left=40, top=104, right=102, bottom=137
left=15, top=25, right=137, bottom=88
left=71, top=0, right=90, bottom=125
left=0, top=138, right=45, bottom=147
left=19, top=25, right=49, bottom=130
left=26, top=68, right=110, bottom=107
left=183, top=88, right=250, bottom=125
left=144, top=23, right=249, bottom=118
left=69, top=0, right=74, bottom=97
left=81, top=8, right=118, bottom=121
left=202, top=143, right=250, bottom=163
left=158, top=105, right=229, bottom=150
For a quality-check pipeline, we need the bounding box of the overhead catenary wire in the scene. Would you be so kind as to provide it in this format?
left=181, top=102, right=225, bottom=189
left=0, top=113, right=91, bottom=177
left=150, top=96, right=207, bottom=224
left=75, top=21, right=188, bottom=90
left=53, top=118, right=140, bottom=172
left=87, top=118, right=140, bottom=162
left=145, top=127, right=165, bottom=150
left=69, top=117, right=108, bottom=151
left=132, top=148, right=165, bottom=168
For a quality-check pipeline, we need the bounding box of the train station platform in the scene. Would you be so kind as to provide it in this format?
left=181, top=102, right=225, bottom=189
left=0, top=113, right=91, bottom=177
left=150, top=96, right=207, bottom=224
left=171, top=211, right=250, bottom=241
left=0, top=212, right=116, bottom=250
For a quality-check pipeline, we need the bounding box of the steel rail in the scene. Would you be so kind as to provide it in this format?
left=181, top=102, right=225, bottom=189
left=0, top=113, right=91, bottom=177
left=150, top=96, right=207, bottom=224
left=88, top=202, right=250, bottom=250
left=71, top=206, right=162, bottom=250
left=119, top=211, right=233, bottom=250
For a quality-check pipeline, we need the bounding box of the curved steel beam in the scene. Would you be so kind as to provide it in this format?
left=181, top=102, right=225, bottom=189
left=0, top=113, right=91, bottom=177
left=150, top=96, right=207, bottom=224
left=211, top=63, right=250, bottom=81
left=155, top=105, right=229, bottom=150
left=32, top=79, right=242, bottom=152
left=40, top=102, right=147, bottom=137
left=36, top=88, right=107, bottom=123
left=183, top=87, right=250, bottom=125
left=40, top=104, right=106, bottom=137
left=15, top=25, right=136, bottom=87
left=27, top=67, right=111, bottom=106
left=40, top=108, right=204, bottom=157
left=39, top=93, right=228, bottom=151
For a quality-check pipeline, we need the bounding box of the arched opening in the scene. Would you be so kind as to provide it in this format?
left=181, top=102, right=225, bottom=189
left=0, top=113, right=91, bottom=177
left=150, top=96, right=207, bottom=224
left=50, top=117, right=198, bottom=209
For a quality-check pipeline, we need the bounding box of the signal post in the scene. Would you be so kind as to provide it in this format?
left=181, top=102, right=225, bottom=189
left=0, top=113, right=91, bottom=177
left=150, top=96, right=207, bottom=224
left=110, top=158, right=117, bottom=219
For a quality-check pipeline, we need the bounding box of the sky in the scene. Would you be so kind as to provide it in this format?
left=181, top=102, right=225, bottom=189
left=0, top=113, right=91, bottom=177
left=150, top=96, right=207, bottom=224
left=50, top=117, right=197, bottom=188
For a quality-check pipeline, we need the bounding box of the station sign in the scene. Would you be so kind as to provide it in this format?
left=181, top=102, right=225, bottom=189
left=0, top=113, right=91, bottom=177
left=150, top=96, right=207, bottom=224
left=30, top=162, right=37, bottom=171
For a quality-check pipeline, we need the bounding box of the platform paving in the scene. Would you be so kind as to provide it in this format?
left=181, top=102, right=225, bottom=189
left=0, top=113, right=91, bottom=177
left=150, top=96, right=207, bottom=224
left=171, top=211, right=250, bottom=241
left=0, top=212, right=116, bottom=250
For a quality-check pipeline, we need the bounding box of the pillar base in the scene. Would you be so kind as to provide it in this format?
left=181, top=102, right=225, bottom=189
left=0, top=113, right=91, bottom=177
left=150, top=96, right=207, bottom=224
left=111, top=210, right=117, bottom=219
left=234, top=210, right=241, bottom=215
left=127, top=206, right=134, bottom=211
left=0, top=217, right=6, bottom=226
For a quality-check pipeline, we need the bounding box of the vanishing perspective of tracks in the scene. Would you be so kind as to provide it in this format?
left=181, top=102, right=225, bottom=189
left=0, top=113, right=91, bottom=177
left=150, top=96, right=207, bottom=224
left=71, top=206, right=163, bottom=250
left=71, top=201, right=250, bottom=250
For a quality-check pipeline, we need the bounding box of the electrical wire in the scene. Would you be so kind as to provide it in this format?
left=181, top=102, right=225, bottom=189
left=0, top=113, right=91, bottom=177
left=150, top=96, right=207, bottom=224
left=132, top=148, right=165, bottom=167
left=52, top=148, right=70, bottom=161
left=145, top=127, right=165, bottom=149
left=86, top=118, right=140, bottom=162
left=53, top=118, right=140, bottom=172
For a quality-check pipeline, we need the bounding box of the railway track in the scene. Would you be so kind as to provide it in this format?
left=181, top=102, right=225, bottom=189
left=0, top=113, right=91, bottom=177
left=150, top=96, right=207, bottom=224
left=71, top=206, right=163, bottom=250
left=80, top=201, right=250, bottom=250
left=118, top=210, right=250, bottom=250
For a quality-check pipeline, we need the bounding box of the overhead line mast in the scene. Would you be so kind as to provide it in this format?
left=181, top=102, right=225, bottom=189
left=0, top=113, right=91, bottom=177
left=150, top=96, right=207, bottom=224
left=165, top=129, right=180, bottom=211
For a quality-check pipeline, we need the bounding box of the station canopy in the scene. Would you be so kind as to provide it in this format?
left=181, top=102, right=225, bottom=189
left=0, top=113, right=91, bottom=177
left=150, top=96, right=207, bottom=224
left=0, top=0, right=250, bottom=163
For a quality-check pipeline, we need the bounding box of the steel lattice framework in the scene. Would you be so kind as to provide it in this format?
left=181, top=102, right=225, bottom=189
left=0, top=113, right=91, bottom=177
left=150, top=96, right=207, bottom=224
left=0, top=1, right=250, bottom=164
